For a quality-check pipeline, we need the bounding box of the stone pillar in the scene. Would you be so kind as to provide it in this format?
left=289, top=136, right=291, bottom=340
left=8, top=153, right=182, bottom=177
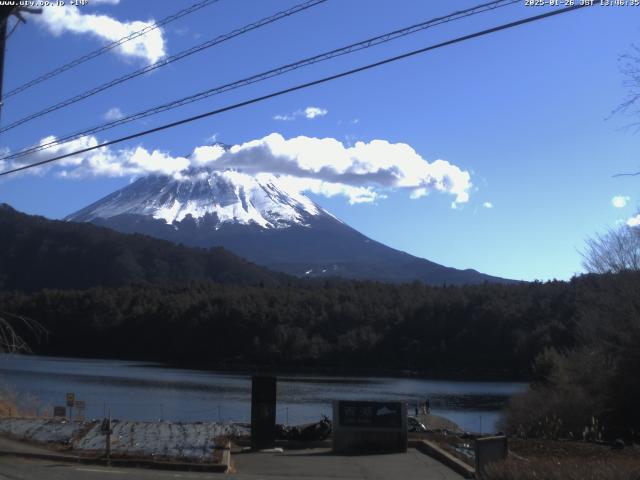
left=250, top=375, right=277, bottom=450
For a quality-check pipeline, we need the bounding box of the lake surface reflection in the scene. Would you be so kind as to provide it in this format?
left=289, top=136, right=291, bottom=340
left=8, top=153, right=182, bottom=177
left=0, top=354, right=526, bottom=433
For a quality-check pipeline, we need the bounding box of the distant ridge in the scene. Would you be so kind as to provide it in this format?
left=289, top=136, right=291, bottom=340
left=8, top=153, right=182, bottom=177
left=0, top=203, right=287, bottom=291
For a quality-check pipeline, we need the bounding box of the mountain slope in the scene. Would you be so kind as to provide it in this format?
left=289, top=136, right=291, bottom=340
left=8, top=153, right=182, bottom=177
left=66, top=169, right=512, bottom=285
left=0, top=204, right=287, bottom=291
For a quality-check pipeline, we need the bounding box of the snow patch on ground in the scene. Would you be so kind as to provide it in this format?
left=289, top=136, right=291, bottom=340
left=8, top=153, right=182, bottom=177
left=0, top=418, right=249, bottom=463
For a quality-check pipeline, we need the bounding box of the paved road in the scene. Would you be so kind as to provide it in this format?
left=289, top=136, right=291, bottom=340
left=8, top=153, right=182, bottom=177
left=0, top=456, right=215, bottom=480
left=0, top=448, right=463, bottom=480
left=233, top=447, right=464, bottom=479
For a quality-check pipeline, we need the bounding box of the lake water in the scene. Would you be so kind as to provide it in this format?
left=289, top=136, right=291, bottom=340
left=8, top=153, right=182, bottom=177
left=0, top=354, right=526, bottom=433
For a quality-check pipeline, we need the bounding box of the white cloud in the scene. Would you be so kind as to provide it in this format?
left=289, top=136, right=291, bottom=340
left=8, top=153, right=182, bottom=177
left=274, top=106, right=328, bottom=121
left=482, top=201, right=493, bottom=209
left=205, top=133, right=471, bottom=205
left=191, top=144, right=226, bottom=166
left=627, top=214, right=640, bottom=227
left=104, top=107, right=124, bottom=121
left=304, top=107, right=327, bottom=119
left=4, top=133, right=472, bottom=206
left=4, top=135, right=188, bottom=179
left=410, top=188, right=427, bottom=200
left=611, top=195, right=630, bottom=208
left=273, top=113, right=296, bottom=121
left=125, top=147, right=190, bottom=176
left=36, top=4, right=165, bottom=64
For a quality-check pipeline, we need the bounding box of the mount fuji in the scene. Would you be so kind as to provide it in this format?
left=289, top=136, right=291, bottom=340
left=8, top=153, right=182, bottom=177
left=66, top=167, right=509, bottom=285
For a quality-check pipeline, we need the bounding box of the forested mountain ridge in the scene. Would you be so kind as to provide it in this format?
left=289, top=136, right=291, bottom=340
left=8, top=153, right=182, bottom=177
left=0, top=203, right=288, bottom=291
left=3, top=270, right=639, bottom=381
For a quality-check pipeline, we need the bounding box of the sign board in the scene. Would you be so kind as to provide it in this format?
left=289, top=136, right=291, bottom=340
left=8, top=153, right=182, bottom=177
left=66, top=393, right=75, bottom=407
left=475, top=435, right=508, bottom=479
left=333, top=401, right=407, bottom=454
left=53, top=406, right=66, bottom=418
left=250, top=375, right=277, bottom=450
left=74, top=400, right=86, bottom=421
left=338, top=401, right=403, bottom=429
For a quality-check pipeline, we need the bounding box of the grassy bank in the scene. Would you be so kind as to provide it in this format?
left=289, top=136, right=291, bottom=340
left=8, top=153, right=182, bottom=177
left=485, top=439, right=640, bottom=480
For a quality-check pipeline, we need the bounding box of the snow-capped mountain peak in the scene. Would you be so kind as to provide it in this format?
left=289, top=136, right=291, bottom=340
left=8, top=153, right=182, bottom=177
left=66, top=169, right=329, bottom=229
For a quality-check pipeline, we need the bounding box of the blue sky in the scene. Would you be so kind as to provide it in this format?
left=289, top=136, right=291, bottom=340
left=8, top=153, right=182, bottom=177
left=0, top=0, right=639, bottom=281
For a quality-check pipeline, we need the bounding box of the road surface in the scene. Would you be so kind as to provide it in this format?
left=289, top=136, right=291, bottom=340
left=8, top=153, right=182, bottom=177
left=0, top=448, right=464, bottom=480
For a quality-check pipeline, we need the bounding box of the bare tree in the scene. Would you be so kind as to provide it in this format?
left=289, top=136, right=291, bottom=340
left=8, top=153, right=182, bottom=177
left=613, top=45, right=640, bottom=122
left=611, top=46, right=640, bottom=177
left=582, top=223, right=640, bottom=273
left=0, top=311, right=46, bottom=353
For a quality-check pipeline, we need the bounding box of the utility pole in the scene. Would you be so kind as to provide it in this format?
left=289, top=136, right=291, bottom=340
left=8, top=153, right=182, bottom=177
left=0, top=4, right=42, bottom=126
left=102, top=409, right=112, bottom=460
left=0, top=6, right=14, bottom=124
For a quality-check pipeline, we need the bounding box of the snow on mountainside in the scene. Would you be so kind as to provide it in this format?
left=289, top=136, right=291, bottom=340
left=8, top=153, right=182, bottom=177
left=67, top=169, right=332, bottom=229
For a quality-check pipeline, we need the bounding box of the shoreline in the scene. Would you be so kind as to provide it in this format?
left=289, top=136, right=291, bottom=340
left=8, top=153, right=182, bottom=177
left=19, top=351, right=530, bottom=383
left=1, top=353, right=518, bottom=435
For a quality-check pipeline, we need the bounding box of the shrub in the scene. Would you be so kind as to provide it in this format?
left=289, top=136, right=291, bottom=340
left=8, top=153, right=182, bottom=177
left=485, top=457, right=640, bottom=480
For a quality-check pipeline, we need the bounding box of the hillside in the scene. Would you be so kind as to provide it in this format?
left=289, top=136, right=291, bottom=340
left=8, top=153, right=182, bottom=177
left=0, top=204, right=288, bottom=291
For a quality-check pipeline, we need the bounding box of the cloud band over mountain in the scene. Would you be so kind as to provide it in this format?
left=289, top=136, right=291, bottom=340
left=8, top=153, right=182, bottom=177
left=2, top=133, right=471, bottom=207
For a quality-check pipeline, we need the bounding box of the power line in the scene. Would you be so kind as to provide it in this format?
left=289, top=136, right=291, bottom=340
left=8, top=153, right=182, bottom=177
left=612, top=171, right=640, bottom=177
left=1, top=0, right=222, bottom=101
left=0, top=3, right=593, bottom=178
left=0, top=0, right=328, bottom=134
left=5, top=17, right=19, bottom=40
left=0, top=6, right=14, bottom=129
left=2, top=0, right=519, bottom=162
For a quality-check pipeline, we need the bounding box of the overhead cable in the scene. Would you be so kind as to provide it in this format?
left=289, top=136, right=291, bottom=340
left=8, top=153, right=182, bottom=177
left=0, top=0, right=328, bottom=134
left=2, top=0, right=518, bottom=162
left=1, top=0, right=223, bottom=101
left=0, top=4, right=593, bottom=178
